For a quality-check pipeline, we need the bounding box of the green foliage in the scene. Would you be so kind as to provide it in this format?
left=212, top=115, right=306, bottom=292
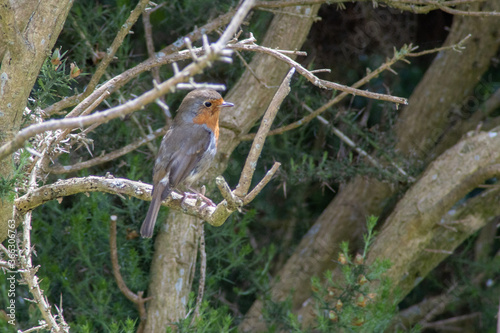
left=311, top=216, right=398, bottom=332
left=23, top=192, right=152, bottom=332
left=29, top=52, right=80, bottom=110
left=0, top=149, right=30, bottom=201
left=251, top=217, right=400, bottom=333
left=171, top=299, right=236, bottom=333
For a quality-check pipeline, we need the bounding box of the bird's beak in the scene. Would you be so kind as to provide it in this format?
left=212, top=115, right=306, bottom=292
left=221, top=101, right=234, bottom=107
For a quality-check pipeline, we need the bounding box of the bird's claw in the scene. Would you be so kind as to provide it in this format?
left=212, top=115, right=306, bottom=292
left=182, top=191, right=215, bottom=208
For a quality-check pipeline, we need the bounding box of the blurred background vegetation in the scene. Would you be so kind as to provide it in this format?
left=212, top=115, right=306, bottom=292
left=1, top=0, right=499, bottom=332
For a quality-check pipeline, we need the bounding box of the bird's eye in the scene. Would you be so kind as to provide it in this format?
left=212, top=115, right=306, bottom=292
left=204, top=101, right=212, bottom=107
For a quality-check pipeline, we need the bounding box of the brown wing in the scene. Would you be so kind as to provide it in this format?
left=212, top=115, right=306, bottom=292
left=153, top=123, right=211, bottom=200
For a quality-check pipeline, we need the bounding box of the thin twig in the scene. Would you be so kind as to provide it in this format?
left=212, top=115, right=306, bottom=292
left=49, top=127, right=167, bottom=174
left=143, top=4, right=171, bottom=119
left=109, top=216, right=151, bottom=329
left=192, top=221, right=206, bottom=322
left=408, top=34, right=471, bottom=57
left=234, top=68, right=295, bottom=197
left=231, top=43, right=408, bottom=105
left=239, top=37, right=470, bottom=141
left=18, top=152, right=68, bottom=332
left=243, top=162, right=281, bottom=205
left=131, top=114, right=159, bottom=155
left=214, top=0, right=256, bottom=52
left=433, top=2, right=500, bottom=16
left=85, top=0, right=151, bottom=101
left=0, top=41, right=235, bottom=161
left=302, top=103, right=413, bottom=182
left=18, top=323, right=50, bottom=333
left=43, top=9, right=235, bottom=116
left=421, top=312, right=482, bottom=329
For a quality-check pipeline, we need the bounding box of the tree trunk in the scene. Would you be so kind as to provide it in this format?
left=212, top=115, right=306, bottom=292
left=239, top=1, right=500, bottom=330
left=0, top=0, right=74, bottom=240
left=143, top=3, right=321, bottom=331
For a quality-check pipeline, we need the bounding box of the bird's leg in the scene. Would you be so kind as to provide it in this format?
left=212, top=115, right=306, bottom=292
left=183, top=186, right=215, bottom=206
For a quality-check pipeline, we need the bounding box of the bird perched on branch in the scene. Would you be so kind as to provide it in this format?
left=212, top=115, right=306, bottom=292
left=140, top=88, right=234, bottom=238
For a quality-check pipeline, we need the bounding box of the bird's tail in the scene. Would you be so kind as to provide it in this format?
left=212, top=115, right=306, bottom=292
left=140, top=186, right=169, bottom=238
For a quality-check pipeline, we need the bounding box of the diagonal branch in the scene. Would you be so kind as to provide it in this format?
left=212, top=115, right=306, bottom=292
left=239, top=35, right=471, bottom=141
left=48, top=126, right=167, bottom=174
left=0, top=38, right=241, bottom=161
left=43, top=9, right=235, bottom=116
left=234, top=68, right=295, bottom=197
left=83, top=0, right=150, bottom=105
left=231, top=42, right=408, bottom=105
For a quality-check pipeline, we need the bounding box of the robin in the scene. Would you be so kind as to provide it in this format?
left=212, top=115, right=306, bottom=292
left=140, top=88, right=234, bottom=238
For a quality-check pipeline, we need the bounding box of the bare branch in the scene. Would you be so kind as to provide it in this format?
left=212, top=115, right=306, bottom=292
left=231, top=42, right=408, bottom=105
left=234, top=68, right=295, bottom=197
left=239, top=38, right=470, bottom=141
left=302, top=103, right=414, bottom=182
left=85, top=0, right=150, bottom=101
left=49, top=126, right=167, bottom=174
left=255, top=0, right=495, bottom=16
left=109, top=216, right=151, bottom=330
left=18, top=323, right=50, bottom=333
left=243, top=162, right=281, bottom=205
left=192, top=221, right=206, bottom=322
left=432, top=1, right=500, bottom=16
left=14, top=175, right=212, bottom=218
left=214, top=0, right=256, bottom=51
left=0, top=40, right=241, bottom=161
left=17, top=155, right=69, bottom=332
left=408, top=34, right=471, bottom=57
left=143, top=5, right=170, bottom=119
left=421, top=313, right=482, bottom=330
left=43, top=10, right=235, bottom=116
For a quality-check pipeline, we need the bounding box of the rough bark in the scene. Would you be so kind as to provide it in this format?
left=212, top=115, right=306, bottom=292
left=0, top=0, right=74, bottom=241
left=395, top=2, right=500, bottom=158
left=239, top=1, right=500, bottom=331
left=366, top=130, right=500, bottom=299
left=297, top=129, right=500, bottom=327
left=143, top=3, right=321, bottom=331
